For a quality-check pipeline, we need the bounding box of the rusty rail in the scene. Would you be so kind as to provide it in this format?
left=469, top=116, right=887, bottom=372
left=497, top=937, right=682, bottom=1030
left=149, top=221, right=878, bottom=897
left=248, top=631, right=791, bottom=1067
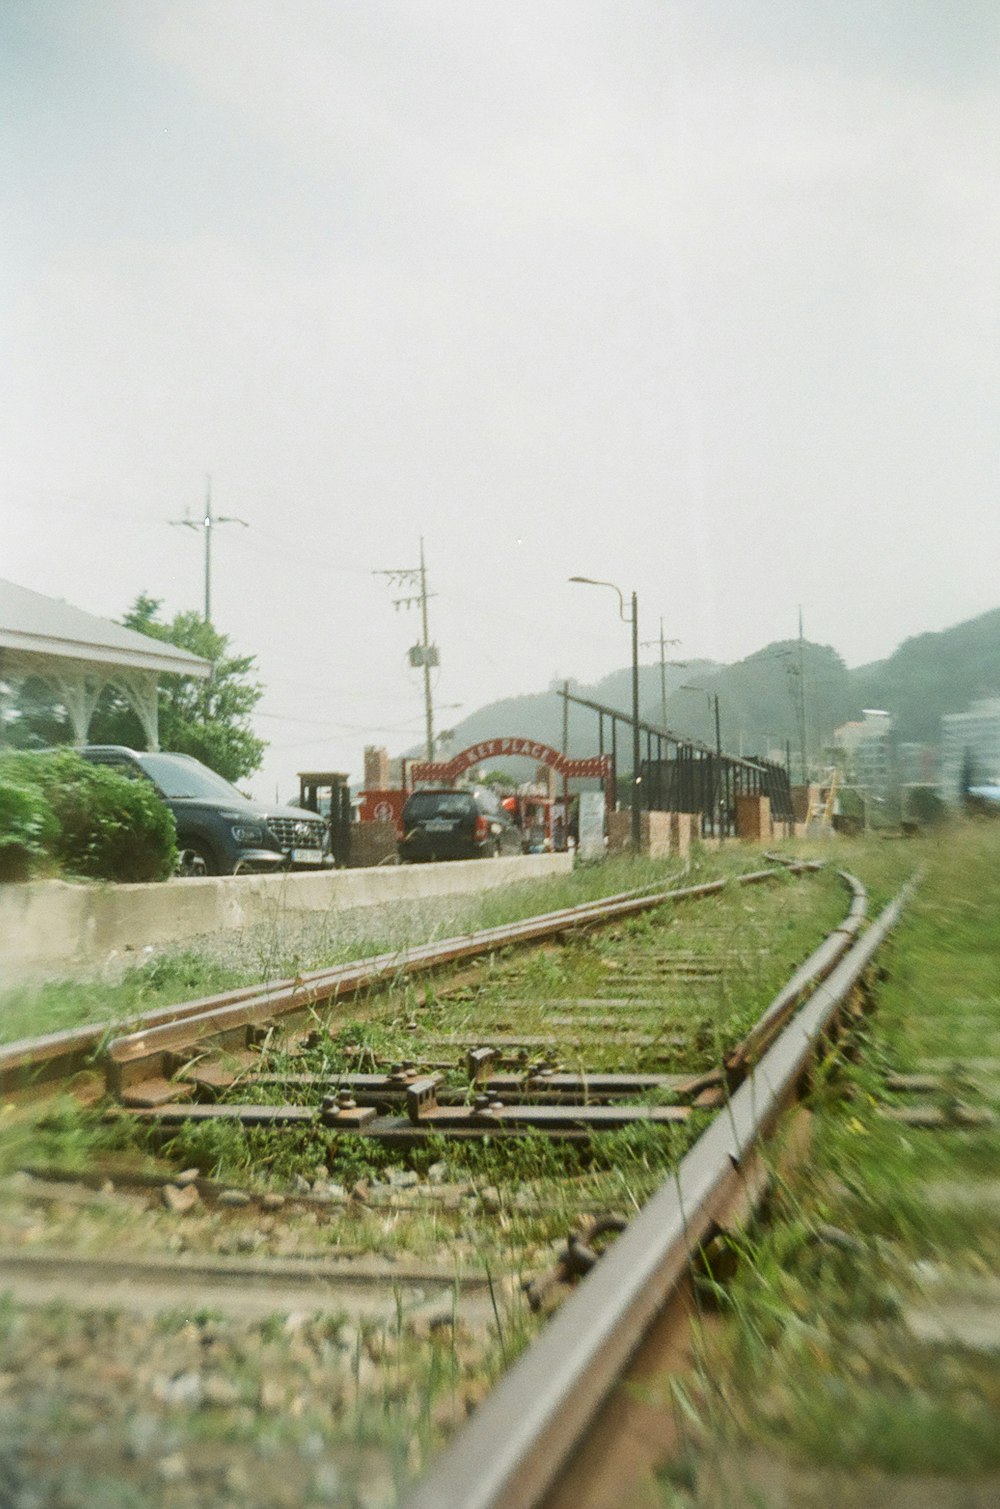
left=402, top=874, right=915, bottom=1509
left=724, top=870, right=867, bottom=1078
left=0, top=863, right=819, bottom=1102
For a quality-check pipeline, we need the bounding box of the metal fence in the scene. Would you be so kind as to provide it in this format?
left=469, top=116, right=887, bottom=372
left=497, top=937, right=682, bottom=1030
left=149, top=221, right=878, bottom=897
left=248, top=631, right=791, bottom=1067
left=558, top=687, right=794, bottom=839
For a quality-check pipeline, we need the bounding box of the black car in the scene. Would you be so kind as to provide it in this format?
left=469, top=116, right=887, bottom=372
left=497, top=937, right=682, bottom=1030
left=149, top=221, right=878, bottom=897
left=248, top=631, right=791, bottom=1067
left=398, top=785, right=523, bottom=863
left=80, top=747, right=330, bottom=876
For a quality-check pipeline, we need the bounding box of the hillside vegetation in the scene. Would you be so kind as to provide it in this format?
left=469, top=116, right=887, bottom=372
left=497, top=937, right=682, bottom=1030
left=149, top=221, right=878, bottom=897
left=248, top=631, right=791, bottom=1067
left=432, top=607, right=1000, bottom=762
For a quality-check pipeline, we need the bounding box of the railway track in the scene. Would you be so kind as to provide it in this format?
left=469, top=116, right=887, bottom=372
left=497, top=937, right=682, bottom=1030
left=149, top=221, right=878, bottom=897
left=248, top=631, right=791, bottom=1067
left=0, top=856, right=912, bottom=1508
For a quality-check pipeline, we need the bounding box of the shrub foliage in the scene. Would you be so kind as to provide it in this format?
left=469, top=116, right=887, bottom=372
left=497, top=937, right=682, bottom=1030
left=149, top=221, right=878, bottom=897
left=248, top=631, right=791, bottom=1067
left=0, top=751, right=177, bottom=883
left=0, top=776, right=57, bottom=881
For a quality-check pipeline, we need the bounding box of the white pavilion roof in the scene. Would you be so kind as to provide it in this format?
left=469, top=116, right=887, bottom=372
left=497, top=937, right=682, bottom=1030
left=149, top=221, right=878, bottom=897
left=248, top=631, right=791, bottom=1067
left=0, top=579, right=211, bottom=679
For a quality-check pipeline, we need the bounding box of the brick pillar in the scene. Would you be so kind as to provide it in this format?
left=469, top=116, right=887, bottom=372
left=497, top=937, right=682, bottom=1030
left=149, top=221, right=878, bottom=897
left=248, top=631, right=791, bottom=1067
left=607, top=810, right=630, bottom=853
left=735, top=794, right=772, bottom=842
left=364, top=746, right=390, bottom=789
left=670, top=811, right=697, bottom=858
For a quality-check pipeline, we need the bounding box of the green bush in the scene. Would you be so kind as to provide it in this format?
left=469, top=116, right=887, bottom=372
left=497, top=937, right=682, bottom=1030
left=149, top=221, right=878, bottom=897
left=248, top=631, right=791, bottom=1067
left=0, top=750, right=177, bottom=882
left=0, top=777, right=57, bottom=881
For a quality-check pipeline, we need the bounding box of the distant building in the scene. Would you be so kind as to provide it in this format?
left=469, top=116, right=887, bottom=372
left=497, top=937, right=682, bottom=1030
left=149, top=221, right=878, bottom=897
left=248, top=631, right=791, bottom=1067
left=941, top=698, right=1000, bottom=803
left=896, top=742, right=936, bottom=786
left=833, top=710, right=894, bottom=807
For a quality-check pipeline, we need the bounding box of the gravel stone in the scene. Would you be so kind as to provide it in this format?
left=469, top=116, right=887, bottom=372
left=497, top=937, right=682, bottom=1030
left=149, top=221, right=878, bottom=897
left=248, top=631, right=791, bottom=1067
left=312, top=1463, right=342, bottom=1501
left=201, top=1374, right=242, bottom=1408
left=156, top=1451, right=189, bottom=1483
left=162, top=1183, right=200, bottom=1214
left=387, top=1168, right=419, bottom=1189
left=153, top=1372, right=203, bottom=1408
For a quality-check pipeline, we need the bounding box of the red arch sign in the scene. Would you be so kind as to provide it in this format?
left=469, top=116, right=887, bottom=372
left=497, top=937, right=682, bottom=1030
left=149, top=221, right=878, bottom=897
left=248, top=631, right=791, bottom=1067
left=408, top=737, right=611, bottom=785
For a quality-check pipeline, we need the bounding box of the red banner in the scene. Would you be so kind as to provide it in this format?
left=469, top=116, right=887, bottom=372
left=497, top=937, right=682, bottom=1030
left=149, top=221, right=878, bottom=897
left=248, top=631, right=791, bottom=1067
left=409, top=738, right=612, bottom=785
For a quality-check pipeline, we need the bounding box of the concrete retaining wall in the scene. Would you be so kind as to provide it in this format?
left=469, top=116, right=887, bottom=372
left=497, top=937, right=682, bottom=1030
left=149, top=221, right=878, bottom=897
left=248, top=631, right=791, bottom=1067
left=0, top=854, right=573, bottom=984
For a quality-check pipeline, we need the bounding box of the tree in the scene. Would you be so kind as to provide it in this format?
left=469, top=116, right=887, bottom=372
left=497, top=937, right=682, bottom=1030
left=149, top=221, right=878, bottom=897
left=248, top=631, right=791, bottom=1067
left=478, top=768, right=519, bottom=793
left=89, top=595, right=266, bottom=783
left=1, top=676, right=70, bottom=749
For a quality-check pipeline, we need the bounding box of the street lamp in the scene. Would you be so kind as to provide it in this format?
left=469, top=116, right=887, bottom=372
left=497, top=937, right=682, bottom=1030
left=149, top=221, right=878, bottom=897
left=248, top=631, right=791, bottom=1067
left=681, top=683, right=723, bottom=837
left=569, top=576, right=642, bottom=853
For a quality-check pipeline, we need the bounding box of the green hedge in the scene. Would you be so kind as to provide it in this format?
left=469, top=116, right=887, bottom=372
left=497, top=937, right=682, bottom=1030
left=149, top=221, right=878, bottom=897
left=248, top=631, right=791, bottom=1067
left=0, top=750, right=177, bottom=883
left=0, top=776, right=57, bottom=882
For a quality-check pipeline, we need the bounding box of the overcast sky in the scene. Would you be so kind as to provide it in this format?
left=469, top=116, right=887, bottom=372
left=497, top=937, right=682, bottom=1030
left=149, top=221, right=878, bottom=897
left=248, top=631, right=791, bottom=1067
left=4, top=1, right=999, bottom=798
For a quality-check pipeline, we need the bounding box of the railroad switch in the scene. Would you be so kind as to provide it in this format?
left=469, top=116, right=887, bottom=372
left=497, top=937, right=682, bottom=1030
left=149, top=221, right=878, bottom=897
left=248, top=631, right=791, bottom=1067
left=466, top=1046, right=498, bottom=1084
left=524, top=1214, right=629, bottom=1313
left=320, top=1092, right=377, bottom=1129
left=119, top=1076, right=195, bottom=1110
left=403, top=1078, right=690, bottom=1132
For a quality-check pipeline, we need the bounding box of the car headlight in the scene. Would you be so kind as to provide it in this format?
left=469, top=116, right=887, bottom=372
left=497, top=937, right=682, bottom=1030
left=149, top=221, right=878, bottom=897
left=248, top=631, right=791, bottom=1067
left=230, top=825, right=265, bottom=843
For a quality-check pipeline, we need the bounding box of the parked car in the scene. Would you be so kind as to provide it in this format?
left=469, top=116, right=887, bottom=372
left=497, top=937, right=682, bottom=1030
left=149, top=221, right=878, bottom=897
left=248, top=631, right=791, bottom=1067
left=398, top=785, right=523, bottom=863
left=79, top=747, right=331, bottom=876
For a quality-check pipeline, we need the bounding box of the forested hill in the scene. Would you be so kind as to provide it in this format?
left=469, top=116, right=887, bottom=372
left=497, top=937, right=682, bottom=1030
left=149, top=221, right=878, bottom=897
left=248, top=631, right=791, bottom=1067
left=435, top=659, right=720, bottom=760
left=428, top=607, right=1000, bottom=762
left=848, top=608, right=1000, bottom=744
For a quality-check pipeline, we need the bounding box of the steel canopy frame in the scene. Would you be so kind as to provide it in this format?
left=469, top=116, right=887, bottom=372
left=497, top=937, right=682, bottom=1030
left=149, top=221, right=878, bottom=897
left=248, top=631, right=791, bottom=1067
left=557, top=685, right=795, bottom=837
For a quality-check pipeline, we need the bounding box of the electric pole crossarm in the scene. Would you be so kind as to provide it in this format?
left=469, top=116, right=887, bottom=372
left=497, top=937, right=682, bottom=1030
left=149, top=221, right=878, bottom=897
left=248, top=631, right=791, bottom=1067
left=169, top=477, right=248, bottom=624
left=374, top=538, right=438, bottom=762
left=640, top=618, right=682, bottom=727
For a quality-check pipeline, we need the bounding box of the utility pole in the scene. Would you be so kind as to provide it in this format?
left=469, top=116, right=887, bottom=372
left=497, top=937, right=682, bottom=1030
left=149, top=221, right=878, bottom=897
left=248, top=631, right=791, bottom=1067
left=640, top=618, right=681, bottom=726
left=170, top=476, right=248, bottom=624
left=797, top=605, right=808, bottom=784
left=374, top=538, right=438, bottom=762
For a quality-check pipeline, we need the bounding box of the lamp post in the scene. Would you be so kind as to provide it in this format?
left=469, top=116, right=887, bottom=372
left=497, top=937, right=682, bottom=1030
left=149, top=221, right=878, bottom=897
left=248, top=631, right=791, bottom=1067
left=569, top=576, right=642, bottom=853
left=681, top=683, right=723, bottom=837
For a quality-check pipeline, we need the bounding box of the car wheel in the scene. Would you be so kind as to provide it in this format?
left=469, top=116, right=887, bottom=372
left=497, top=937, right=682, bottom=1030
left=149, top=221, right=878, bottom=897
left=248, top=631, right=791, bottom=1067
left=175, top=841, right=215, bottom=878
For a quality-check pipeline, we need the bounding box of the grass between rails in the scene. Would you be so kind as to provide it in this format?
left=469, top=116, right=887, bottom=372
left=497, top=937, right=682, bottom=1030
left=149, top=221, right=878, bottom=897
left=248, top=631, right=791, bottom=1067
left=4, top=854, right=901, bottom=1266
left=659, top=821, right=1000, bottom=1506
left=0, top=842, right=922, bottom=1508
left=0, top=843, right=906, bottom=1048
left=0, top=853, right=700, bottom=1046
left=138, top=861, right=849, bottom=1232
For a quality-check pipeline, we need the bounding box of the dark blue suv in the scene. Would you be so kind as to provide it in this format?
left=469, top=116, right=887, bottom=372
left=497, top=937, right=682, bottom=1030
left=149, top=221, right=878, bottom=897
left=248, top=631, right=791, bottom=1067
left=398, top=785, right=523, bottom=863
left=80, top=747, right=330, bottom=876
